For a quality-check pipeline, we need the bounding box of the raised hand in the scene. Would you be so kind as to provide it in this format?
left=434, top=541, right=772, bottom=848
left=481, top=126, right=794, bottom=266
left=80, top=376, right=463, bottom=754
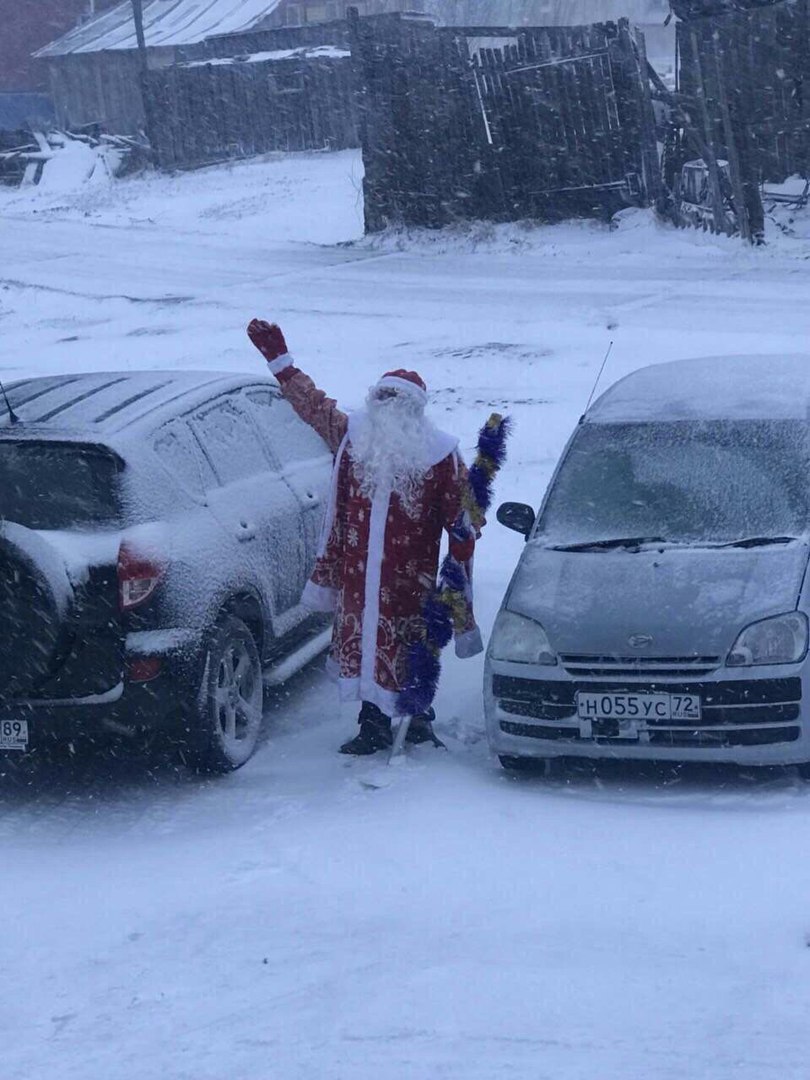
left=247, top=319, right=288, bottom=363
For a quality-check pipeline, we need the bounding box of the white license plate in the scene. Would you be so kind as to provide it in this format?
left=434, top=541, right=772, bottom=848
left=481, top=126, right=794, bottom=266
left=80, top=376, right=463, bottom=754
left=0, top=719, right=29, bottom=751
left=577, top=692, right=701, bottom=723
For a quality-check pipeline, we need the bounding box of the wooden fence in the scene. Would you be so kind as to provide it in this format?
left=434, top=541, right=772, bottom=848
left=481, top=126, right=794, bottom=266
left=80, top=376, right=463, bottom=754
left=348, top=11, right=661, bottom=231
left=675, top=0, right=810, bottom=240
left=144, top=50, right=358, bottom=171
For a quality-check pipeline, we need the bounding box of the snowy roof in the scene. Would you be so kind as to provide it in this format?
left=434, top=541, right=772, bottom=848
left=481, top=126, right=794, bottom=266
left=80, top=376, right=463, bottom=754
left=182, top=44, right=350, bottom=66
left=1, top=371, right=277, bottom=443
left=34, top=0, right=284, bottom=59
left=587, top=355, right=810, bottom=424
left=426, top=0, right=671, bottom=28
left=35, top=0, right=675, bottom=60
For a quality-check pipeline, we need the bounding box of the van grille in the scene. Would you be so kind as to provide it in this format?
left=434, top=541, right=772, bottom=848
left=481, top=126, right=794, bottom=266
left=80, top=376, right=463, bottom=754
left=560, top=655, right=721, bottom=678
left=499, top=718, right=800, bottom=748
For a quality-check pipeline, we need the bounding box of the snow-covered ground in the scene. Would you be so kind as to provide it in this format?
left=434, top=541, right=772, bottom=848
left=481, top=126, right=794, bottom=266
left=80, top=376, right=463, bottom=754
left=3, top=150, right=810, bottom=1079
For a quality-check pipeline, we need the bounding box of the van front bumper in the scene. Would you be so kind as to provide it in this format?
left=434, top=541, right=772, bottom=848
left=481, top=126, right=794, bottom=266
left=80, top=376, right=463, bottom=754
left=485, top=660, right=810, bottom=767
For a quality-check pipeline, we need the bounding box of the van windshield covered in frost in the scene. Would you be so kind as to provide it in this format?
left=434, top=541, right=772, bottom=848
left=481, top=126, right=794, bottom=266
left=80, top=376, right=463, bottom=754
left=538, top=419, right=810, bottom=547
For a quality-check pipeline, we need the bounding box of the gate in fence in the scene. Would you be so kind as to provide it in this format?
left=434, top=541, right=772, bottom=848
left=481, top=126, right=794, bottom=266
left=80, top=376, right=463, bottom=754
left=348, top=12, right=661, bottom=232
left=471, top=27, right=659, bottom=214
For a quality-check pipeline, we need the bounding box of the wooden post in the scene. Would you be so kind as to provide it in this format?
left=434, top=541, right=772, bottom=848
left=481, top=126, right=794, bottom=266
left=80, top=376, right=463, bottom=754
left=688, top=27, right=730, bottom=234
left=131, top=0, right=157, bottom=159
left=632, top=27, right=663, bottom=206
left=712, top=32, right=751, bottom=241
left=131, top=0, right=148, bottom=75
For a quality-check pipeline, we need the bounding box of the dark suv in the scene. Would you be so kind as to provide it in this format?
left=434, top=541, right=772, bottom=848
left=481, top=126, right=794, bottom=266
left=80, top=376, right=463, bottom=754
left=0, top=371, right=332, bottom=771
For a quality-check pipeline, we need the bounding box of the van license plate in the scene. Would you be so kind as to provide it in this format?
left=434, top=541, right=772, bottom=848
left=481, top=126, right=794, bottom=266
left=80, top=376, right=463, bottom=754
left=0, top=720, right=29, bottom=751
left=577, top=692, right=701, bottom=723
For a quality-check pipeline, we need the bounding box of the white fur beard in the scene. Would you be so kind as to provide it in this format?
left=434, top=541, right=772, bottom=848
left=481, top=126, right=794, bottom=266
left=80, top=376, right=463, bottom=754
left=350, top=398, right=435, bottom=510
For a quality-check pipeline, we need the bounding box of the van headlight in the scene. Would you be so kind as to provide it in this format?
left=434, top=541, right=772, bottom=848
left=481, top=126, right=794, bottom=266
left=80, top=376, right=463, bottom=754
left=727, top=612, right=808, bottom=667
left=489, top=611, right=558, bottom=666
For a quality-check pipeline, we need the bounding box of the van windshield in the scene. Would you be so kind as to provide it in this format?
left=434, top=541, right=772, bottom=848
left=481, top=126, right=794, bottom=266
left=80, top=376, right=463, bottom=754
left=0, top=441, right=122, bottom=530
left=538, top=420, right=810, bottom=546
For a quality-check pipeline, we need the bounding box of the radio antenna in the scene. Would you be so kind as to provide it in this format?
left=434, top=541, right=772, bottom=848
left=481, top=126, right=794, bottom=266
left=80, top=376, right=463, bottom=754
left=0, top=378, right=20, bottom=425
left=582, top=340, right=614, bottom=418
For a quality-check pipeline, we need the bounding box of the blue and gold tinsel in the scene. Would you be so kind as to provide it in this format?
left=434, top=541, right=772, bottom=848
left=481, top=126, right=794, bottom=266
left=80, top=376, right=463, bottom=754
left=399, top=413, right=511, bottom=716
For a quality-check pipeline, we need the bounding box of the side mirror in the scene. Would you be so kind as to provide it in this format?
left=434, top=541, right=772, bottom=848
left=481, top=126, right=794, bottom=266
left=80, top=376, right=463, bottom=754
left=496, top=502, right=536, bottom=539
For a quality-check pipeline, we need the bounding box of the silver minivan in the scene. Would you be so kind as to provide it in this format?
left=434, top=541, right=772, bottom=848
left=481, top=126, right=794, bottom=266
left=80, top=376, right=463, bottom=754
left=486, top=355, right=810, bottom=776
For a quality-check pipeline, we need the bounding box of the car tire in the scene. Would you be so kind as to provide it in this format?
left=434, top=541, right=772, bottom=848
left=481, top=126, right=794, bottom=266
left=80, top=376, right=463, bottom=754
left=186, top=615, right=264, bottom=774
left=498, top=754, right=548, bottom=775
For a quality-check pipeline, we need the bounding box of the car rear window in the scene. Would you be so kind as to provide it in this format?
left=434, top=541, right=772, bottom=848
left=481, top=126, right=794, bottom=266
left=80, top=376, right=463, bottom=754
left=0, top=441, right=122, bottom=530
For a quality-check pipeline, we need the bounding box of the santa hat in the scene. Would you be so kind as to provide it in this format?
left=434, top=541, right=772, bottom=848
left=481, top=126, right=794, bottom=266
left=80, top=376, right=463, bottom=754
left=375, top=369, right=428, bottom=406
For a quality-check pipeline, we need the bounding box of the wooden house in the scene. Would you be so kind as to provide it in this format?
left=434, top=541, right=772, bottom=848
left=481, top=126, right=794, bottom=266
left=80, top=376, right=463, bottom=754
left=37, top=0, right=674, bottom=135
left=35, top=1, right=293, bottom=132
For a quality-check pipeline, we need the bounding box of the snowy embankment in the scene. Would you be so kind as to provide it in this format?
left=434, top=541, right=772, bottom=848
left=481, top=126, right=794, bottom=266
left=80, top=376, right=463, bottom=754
left=2, top=151, right=810, bottom=1079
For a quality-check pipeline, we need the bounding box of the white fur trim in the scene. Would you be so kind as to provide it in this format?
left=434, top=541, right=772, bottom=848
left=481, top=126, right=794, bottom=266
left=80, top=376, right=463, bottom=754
left=315, top=436, right=398, bottom=712
left=454, top=626, right=484, bottom=659
left=359, top=482, right=391, bottom=707
left=325, top=658, right=402, bottom=716
left=347, top=411, right=458, bottom=469
left=267, top=352, right=293, bottom=375
left=301, top=580, right=338, bottom=612
left=376, top=374, right=427, bottom=404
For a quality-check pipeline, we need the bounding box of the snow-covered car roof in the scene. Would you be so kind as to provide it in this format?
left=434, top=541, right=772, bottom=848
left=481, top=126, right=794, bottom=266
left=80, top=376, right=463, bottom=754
left=587, top=354, right=810, bottom=424
left=1, top=370, right=276, bottom=450
left=35, top=0, right=284, bottom=59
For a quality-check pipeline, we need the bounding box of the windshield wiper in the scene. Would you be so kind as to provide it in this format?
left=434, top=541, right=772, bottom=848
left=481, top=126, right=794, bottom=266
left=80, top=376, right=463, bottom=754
left=549, top=536, right=670, bottom=553
left=714, top=536, right=798, bottom=549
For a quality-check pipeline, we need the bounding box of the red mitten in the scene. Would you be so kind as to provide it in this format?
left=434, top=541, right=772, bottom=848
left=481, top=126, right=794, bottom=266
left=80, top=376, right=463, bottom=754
left=247, top=319, right=288, bottom=363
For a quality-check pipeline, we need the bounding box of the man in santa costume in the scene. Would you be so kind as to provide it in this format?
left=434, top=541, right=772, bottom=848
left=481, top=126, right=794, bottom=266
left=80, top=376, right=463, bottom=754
left=248, top=318, right=476, bottom=755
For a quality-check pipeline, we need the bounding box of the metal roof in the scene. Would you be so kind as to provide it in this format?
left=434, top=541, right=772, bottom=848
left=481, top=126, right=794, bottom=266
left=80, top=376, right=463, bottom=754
left=1, top=371, right=276, bottom=443
left=35, top=0, right=284, bottom=58
left=587, top=355, right=810, bottom=424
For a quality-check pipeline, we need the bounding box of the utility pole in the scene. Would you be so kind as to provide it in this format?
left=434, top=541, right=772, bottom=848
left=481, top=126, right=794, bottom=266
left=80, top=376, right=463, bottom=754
left=130, top=0, right=156, bottom=157
left=131, top=0, right=148, bottom=77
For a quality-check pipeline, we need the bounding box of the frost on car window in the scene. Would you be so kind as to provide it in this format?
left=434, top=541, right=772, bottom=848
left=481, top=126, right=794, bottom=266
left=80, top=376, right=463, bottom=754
left=192, top=399, right=273, bottom=485
left=538, top=420, right=810, bottom=545
left=154, top=420, right=216, bottom=497
left=0, top=442, right=121, bottom=529
left=245, top=388, right=330, bottom=465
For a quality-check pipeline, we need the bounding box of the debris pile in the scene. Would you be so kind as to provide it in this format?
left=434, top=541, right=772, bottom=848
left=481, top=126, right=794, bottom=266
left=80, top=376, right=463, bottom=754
left=0, top=128, right=148, bottom=190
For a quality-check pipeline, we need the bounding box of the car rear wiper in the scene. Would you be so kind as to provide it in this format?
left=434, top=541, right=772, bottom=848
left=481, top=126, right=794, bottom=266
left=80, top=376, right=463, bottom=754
left=549, top=536, right=670, bottom=553
left=714, top=536, right=798, bottom=549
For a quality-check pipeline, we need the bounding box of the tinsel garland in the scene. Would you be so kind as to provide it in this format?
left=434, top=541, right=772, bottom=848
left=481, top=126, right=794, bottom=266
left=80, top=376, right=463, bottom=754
left=398, top=413, right=511, bottom=716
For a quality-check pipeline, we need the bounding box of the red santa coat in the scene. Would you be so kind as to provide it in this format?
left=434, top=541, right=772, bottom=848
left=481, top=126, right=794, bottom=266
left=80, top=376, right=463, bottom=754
left=274, top=360, right=473, bottom=716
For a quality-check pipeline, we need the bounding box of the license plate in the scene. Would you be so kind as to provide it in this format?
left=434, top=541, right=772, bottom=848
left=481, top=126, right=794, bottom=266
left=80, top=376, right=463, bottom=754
left=577, top=692, right=701, bottom=724
left=0, top=719, right=29, bottom=751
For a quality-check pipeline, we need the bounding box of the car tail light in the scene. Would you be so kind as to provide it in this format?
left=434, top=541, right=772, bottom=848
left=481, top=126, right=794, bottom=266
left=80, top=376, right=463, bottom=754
left=118, top=542, right=165, bottom=612
left=127, top=655, right=163, bottom=683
